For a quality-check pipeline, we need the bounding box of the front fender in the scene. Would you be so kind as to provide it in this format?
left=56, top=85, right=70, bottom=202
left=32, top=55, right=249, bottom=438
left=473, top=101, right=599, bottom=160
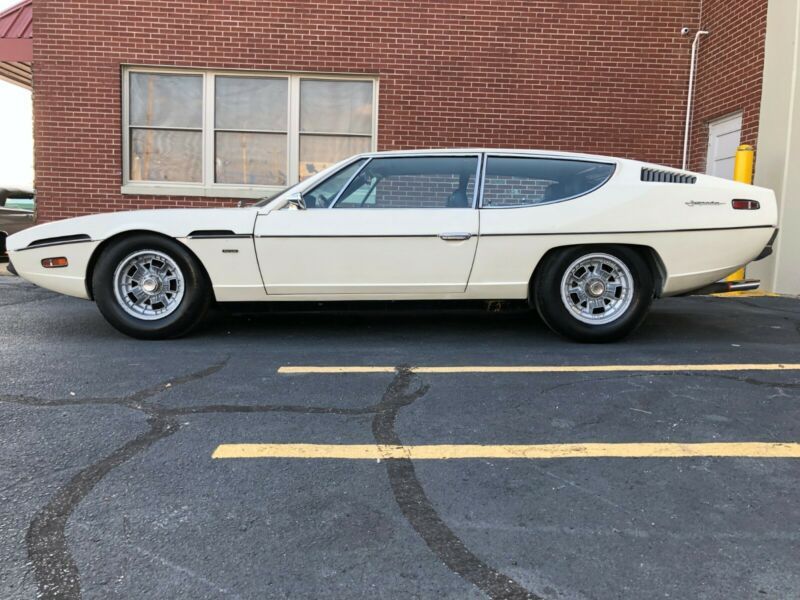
left=6, top=208, right=259, bottom=252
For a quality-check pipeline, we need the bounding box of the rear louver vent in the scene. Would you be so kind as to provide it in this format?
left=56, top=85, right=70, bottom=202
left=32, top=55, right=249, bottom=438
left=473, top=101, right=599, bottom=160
left=641, top=168, right=697, bottom=184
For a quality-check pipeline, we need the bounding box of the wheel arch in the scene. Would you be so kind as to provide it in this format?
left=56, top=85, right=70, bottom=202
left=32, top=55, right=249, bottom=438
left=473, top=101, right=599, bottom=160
left=84, top=229, right=214, bottom=301
left=528, top=243, right=666, bottom=304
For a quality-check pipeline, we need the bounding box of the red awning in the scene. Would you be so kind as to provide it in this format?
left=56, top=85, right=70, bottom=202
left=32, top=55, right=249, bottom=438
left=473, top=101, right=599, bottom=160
left=0, top=0, right=32, bottom=89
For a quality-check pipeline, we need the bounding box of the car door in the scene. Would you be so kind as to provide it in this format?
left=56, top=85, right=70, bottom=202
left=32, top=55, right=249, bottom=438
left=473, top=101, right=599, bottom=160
left=254, top=154, right=481, bottom=295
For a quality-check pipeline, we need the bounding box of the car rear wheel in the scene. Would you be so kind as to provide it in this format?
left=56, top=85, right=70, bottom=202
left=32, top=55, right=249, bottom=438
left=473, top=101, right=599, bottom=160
left=93, top=234, right=211, bottom=339
left=533, top=246, right=654, bottom=342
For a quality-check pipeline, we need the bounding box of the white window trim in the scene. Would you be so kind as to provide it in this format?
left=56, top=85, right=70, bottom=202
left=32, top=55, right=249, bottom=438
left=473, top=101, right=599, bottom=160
left=121, top=65, right=379, bottom=198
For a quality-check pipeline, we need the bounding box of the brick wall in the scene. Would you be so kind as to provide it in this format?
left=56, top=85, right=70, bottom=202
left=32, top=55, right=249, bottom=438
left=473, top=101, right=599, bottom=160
left=688, top=0, right=768, bottom=173
left=34, top=0, right=711, bottom=220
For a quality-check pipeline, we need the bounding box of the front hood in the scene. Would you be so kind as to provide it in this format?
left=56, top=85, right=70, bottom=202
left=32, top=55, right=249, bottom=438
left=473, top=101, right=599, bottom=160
left=6, top=208, right=259, bottom=252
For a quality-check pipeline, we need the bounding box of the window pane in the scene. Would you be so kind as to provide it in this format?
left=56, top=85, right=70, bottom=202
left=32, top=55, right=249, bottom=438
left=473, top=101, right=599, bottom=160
left=303, top=159, right=366, bottom=208
left=130, top=73, right=202, bottom=128
left=483, top=157, right=615, bottom=207
left=215, top=76, right=288, bottom=131
left=299, top=135, right=371, bottom=179
left=215, top=132, right=287, bottom=185
left=130, top=129, right=202, bottom=182
left=336, top=156, right=478, bottom=209
left=300, top=80, right=373, bottom=134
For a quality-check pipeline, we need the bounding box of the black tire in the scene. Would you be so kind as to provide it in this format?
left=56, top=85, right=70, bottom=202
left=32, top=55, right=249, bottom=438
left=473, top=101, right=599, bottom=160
left=532, top=245, right=654, bottom=343
left=92, top=234, right=211, bottom=339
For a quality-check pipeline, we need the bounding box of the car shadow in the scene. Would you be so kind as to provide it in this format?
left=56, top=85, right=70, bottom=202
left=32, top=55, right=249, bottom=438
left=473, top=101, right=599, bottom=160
left=189, top=298, right=778, bottom=349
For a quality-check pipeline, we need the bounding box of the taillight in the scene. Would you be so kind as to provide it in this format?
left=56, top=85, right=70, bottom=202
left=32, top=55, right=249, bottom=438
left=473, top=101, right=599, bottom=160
left=41, top=257, right=68, bottom=268
left=732, top=199, right=760, bottom=210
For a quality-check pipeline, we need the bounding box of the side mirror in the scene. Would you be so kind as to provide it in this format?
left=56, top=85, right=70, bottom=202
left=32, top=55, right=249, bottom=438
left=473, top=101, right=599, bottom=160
left=286, top=192, right=306, bottom=210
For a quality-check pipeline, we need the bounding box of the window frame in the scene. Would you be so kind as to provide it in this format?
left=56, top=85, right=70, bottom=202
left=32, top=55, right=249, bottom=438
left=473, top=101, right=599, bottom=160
left=121, top=66, right=379, bottom=198
left=328, top=153, right=483, bottom=210
left=478, top=153, right=617, bottom=209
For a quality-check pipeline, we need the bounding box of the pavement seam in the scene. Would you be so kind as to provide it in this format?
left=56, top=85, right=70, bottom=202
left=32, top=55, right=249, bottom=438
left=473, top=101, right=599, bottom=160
left=372, top=367, right=542, bottom=600
left=0, top=359, right=391, bottom=600
left=4, top=366, right=797, bottom=599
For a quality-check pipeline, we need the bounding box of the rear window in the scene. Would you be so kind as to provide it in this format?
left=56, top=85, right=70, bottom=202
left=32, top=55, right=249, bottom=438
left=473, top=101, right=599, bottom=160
left=482, top=157, right=615, bottom=208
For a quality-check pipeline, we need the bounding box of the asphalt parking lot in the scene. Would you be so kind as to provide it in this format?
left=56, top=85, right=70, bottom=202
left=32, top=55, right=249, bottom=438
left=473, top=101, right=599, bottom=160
left=1, top=270, right=799, bottom=600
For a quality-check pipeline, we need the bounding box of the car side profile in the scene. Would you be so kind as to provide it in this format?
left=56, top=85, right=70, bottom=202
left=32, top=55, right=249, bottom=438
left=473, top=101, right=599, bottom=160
left=6, top=149, right=778, bottom=341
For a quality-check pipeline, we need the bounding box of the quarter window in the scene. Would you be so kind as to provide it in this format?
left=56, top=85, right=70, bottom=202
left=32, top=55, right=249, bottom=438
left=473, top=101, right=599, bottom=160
left=334, top=156, right=478, bottom=209
left=123, top=68, right=377, bottom=196
left=482, top=157, right=615, bottom=207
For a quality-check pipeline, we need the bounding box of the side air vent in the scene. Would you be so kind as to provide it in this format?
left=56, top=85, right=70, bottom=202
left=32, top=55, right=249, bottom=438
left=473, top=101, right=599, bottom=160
left=641, top=168, right=697, bottom=184
left=187, top=230, right=252, bottom=238
left=27, top=234, right=91, bottom=249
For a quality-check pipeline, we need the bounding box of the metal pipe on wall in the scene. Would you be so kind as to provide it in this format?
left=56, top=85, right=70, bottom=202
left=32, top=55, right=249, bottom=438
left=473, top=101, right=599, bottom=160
left=683, top=30, right=710, bottom=170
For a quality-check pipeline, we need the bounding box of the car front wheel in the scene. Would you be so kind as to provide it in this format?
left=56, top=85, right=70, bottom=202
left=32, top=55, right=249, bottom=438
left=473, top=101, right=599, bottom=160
left=533, top=246, right=655, bottom=342
left=92, top=234, right=211, bottom=339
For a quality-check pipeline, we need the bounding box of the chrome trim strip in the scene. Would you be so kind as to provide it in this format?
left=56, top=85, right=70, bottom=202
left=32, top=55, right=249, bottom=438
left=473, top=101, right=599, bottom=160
left=256, top=225, right=773, bottom=240
left=17, top=238, right=95, bottom=251
left=480, top=225, right=775, bottom=237
left=471, top=154, right=483, bottom=210
left=256, top=234, right=439, bottom=239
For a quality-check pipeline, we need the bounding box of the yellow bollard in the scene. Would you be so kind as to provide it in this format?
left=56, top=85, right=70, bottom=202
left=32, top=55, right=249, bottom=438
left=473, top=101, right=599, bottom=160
left=726, top=145, right=755, bottom=281
left=733, top=144, right=754, bottom=185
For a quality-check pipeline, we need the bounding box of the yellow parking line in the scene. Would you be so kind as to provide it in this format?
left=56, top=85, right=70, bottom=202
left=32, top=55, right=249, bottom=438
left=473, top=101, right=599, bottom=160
left=278, top=363, right=800, bottom=374
left=212, top=442, right=800, bottom=460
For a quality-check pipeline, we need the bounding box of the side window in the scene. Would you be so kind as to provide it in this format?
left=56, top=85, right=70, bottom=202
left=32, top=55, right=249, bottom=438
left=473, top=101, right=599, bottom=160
left=334, top=156, right=478, bottom=209
left=303, top=159, right=367, bottom=208
left=482, top=157, right=615, bottom=207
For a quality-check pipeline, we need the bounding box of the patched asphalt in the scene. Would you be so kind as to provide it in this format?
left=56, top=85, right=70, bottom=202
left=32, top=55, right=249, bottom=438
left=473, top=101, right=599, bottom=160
left=1, top=273, right=799, bottom=599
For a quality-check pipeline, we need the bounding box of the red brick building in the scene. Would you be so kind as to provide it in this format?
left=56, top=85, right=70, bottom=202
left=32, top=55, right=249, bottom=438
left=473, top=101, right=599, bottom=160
left=14, top=0, right=799, bottom=291
left=27, top=0, right=762, bottom=217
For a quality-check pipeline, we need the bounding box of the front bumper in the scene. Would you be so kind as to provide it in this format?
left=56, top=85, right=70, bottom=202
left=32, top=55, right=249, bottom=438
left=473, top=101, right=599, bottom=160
left=6, top=259, right=17, bottom=276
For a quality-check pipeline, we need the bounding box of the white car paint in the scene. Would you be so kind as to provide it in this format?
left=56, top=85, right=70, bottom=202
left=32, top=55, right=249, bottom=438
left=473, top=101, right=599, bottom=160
left=6, top=149, right=778, bottom=305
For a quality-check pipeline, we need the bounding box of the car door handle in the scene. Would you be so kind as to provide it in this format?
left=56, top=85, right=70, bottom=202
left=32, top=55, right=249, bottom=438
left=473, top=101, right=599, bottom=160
left=438, top=232, right=472, bottom=241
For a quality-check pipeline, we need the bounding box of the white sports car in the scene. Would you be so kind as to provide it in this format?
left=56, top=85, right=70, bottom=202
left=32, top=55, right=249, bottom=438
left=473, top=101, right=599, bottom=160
left=6, top=149, right=778, bottom=342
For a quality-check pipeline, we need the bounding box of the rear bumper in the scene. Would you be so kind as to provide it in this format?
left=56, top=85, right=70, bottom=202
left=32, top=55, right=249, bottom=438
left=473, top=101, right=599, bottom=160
left=754, top=228, right=779, bottom=261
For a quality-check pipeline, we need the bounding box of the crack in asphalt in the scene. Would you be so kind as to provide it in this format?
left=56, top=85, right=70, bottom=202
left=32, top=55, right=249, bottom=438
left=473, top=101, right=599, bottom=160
left=26, top=411, right=180, bottom=600
left=19, top=361, right=227, bottom=600
left=0, top=361, right=383, bottom=599
left=0, top=360, right=372, bottom=599
left=372, top=367, right=541, bottom=600
left=5, top=362, right=799, bottom=600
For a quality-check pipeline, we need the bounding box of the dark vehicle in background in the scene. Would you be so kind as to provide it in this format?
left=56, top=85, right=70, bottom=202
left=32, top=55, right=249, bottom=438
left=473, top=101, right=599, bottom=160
left=1, top=188, right=35, bottom=257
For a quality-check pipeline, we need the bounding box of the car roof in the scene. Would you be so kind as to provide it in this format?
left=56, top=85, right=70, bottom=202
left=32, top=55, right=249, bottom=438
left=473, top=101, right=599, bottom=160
left=357, top=148, right=621, bottom=163
left=0, top=187, right=35, bottom=199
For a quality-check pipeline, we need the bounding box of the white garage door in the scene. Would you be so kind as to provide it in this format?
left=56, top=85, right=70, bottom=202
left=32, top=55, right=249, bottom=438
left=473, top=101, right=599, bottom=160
left=706, top=113, right=742, bottom=179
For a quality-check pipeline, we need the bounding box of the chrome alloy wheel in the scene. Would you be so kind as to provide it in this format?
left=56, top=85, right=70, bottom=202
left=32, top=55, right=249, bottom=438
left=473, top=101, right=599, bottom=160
left=559, top=252, right=634, bottom=325
left=113, top=250, right=185, bottom=321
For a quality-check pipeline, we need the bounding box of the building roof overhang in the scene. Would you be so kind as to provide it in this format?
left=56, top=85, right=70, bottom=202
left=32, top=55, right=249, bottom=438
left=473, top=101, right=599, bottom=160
left=0, top=0, right=31, bottom=89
